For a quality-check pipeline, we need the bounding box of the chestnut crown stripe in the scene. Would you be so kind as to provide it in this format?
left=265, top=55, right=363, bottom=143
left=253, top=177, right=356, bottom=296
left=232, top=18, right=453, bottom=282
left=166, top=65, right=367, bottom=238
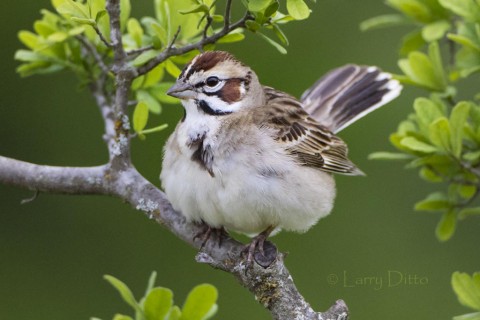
left=180, top=51, right=239, bottom=81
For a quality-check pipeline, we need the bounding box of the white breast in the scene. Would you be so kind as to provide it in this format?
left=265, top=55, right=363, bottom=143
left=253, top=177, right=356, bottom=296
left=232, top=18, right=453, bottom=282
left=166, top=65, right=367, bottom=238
left=160, top=114, right=336, bottom=236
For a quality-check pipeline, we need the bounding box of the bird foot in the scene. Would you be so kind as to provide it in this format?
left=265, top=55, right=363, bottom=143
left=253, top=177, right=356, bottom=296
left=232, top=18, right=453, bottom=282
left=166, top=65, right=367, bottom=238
left=243, top=226, right=278, bottom=268
left=193, top=222, right=229, bottom=249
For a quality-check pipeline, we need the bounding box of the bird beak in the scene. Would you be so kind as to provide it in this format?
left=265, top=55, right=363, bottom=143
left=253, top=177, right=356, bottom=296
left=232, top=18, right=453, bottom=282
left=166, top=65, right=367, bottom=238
left=166, top=81, right=196, bottom=100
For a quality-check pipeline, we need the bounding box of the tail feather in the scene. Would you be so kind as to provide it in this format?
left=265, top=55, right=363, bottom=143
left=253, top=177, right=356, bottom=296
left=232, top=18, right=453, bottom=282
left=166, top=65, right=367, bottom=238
left=300, top=65, right=402, bottom=133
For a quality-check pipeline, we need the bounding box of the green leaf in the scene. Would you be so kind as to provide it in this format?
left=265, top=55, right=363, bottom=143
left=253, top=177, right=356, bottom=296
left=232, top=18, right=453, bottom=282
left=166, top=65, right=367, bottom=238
left=458, top=185, right=477, bottom=199
left=419, top=167, right=443, bottom=182
left=151, top=22, right=168, bottom=47
left=428, top=41, right=447, bottom=90
left=271, top=23, right=289, bottom=45
left=120, top=0, right=132, bottom=31
left=245, top=20, right=261, bottom=32
left=287, top=0, right=310, bottom=20
left=387, top=0, right=432, bottom=23
left=439, top=0, right=480, bottom=22
left=47, top=31, right=69, bottom=42
left=248, top=0, right=273, bottom=12
left=169, top=306, right=182, bottom=320
left=415, top=192, right=450, bottom=211
left=132, top=75, right=145, bottom=91
left=422, top=20, right=451, bottom=42
left=132, top=50, right=158, bottom=67
left=139, top=124, right=169, bottom=135
left=16, top=61, right=64, bottom=77
left=56, top=0, right=89, bottom=18
left=143, top=64, right=165, bottom=88
left=144, top=288, right=173, bottom=320
left=201, top=304, right=218, bottom=320
left=414, top=97, right=445, bottom=137
left=95, top=9, right=107, bottom=23
left=450, top=102, right=471, bottom=157
left=112, top=315, right=134, bottom=320
left=368, top=151, right=413, bottom=160
left=15, top=50, right=47, bottom=62
left=429, top=117, right=452, bottom=152
left=360, top=14, right=411, bottom=31
left=180, top=284, right=218, bottom=320
left=145, top=271, right=157, bottom=296
left=165, top=59, right=181, bottom=78
left=18, top=31, right=39, bottom=49
left=71, top=16, right=96, bottom=25
left=436, top=210, right=456, bottom=241
left=459, top=207, right=480, bottom=219
left=464, top=150, right=480, bottom=162
left=217, top=32, right=246, bottom=44
left=51, top=0, right=65, bottom=9
left=104, top=275, right=142, bottom=313
left=179, top=4, right=209, bottom=15
left=149, top=83, right=179, bottom=104
left=453, top=312, right=480, bottom=320
left=447, top=33, right=480, bottom=52
left=257, top=32, right=287, bottom=54
left=400, top=136, right=438, bottom=153
left=133, top=102, right=149, bottom=135
left=264, top=0, right=280, bottom=18
left=34, top=21, right=56, bottom=37
left=398, top=52, right=438, bottom=90
left=452, top=272, right=480, bottom=310
left=137, top=90, right=162, bottom=114
left=127, top=18, right=144, bottom=48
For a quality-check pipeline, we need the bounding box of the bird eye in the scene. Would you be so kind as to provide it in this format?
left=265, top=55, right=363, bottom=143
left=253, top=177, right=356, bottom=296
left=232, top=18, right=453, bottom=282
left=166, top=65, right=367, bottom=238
left=205, top=76, right=220, bottom=87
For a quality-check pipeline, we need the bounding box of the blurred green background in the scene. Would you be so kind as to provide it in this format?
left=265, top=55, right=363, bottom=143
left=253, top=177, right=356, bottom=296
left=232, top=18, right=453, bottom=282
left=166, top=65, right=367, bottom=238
left=1, top=0, right=479, bottom=319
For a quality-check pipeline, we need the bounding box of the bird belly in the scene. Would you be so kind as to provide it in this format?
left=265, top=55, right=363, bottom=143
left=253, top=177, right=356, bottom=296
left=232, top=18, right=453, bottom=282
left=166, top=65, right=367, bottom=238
left=161, top=136, right=336, bottom=235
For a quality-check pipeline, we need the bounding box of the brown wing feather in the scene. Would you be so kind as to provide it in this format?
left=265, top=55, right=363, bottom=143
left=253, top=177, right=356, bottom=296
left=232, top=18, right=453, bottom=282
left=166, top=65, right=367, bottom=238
left=257, top=87, right=364, bottom=176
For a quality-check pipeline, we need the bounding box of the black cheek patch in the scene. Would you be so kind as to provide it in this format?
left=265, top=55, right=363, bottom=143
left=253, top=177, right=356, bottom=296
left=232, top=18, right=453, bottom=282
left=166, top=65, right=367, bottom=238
left=196, top=100, right=233, bottom=116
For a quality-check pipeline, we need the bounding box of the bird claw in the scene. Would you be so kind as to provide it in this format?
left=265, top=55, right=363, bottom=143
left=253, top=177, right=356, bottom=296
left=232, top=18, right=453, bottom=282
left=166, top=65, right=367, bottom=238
left=193, top=222, right=229, bottom=249
left=243, top=226, right=277, bottom=269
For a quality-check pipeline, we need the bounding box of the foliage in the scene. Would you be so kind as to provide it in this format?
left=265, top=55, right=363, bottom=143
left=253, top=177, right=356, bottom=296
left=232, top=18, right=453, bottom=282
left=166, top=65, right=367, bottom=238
left=364, top=0, right=480, bottom=242
left=15, top=0, right=312, bottom=139
left=92, top=272, right=218, bottom=320
left=452, top=271, right=480, bottom=320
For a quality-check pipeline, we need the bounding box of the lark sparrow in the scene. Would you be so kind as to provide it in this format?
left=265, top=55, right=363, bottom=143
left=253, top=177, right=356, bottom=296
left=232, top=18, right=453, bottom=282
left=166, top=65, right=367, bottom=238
left=161, top=51, right=401, bottom=261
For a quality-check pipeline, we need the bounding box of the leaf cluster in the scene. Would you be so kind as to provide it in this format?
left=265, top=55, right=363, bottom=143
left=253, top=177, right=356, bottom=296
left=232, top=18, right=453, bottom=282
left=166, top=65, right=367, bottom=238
left=16, top=0, right=314, bottom=139
left=93, top=272, right=218, bottom=320
left=364, top=0, right=480, bottom=242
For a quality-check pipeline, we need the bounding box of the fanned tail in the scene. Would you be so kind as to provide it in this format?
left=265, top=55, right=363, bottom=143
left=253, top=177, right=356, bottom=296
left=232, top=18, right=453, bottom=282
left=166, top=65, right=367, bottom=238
left=300, top=65, right=402, bottom=134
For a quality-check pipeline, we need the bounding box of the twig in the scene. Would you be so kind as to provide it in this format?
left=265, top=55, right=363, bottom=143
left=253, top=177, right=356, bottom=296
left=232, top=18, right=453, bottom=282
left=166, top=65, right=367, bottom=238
left=168, top=26, right=182, bottom=51
left=136, top=12, right=252, bottom=76
left=126, top=45, right=154, bottom=56
left=76, top=35, right=110, bottom=74
left=93, top=25, right=113, bottom=48
left=21, top=189, right=39, bottom=205
left=203, top=15, right=213, bottom=40
left=224, top=0, right=233, bottom=29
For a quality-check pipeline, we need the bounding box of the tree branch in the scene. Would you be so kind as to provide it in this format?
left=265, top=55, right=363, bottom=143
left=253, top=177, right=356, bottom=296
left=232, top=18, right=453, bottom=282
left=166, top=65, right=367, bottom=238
left=0, top=153, right=349, bottom=319
left=0, top=156, right=107, bottom=195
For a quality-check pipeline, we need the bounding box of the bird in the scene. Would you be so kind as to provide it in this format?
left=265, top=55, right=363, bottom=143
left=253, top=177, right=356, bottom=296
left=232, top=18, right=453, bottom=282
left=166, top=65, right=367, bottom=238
left=160, top=50, right=401, bottom=263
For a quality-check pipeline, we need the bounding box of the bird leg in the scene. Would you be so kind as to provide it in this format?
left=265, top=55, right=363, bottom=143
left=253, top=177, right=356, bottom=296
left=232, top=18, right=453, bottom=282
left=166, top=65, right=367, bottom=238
left=244, top=225, right=277, bottom=268
left=193, top=221, right=229, bottom=249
